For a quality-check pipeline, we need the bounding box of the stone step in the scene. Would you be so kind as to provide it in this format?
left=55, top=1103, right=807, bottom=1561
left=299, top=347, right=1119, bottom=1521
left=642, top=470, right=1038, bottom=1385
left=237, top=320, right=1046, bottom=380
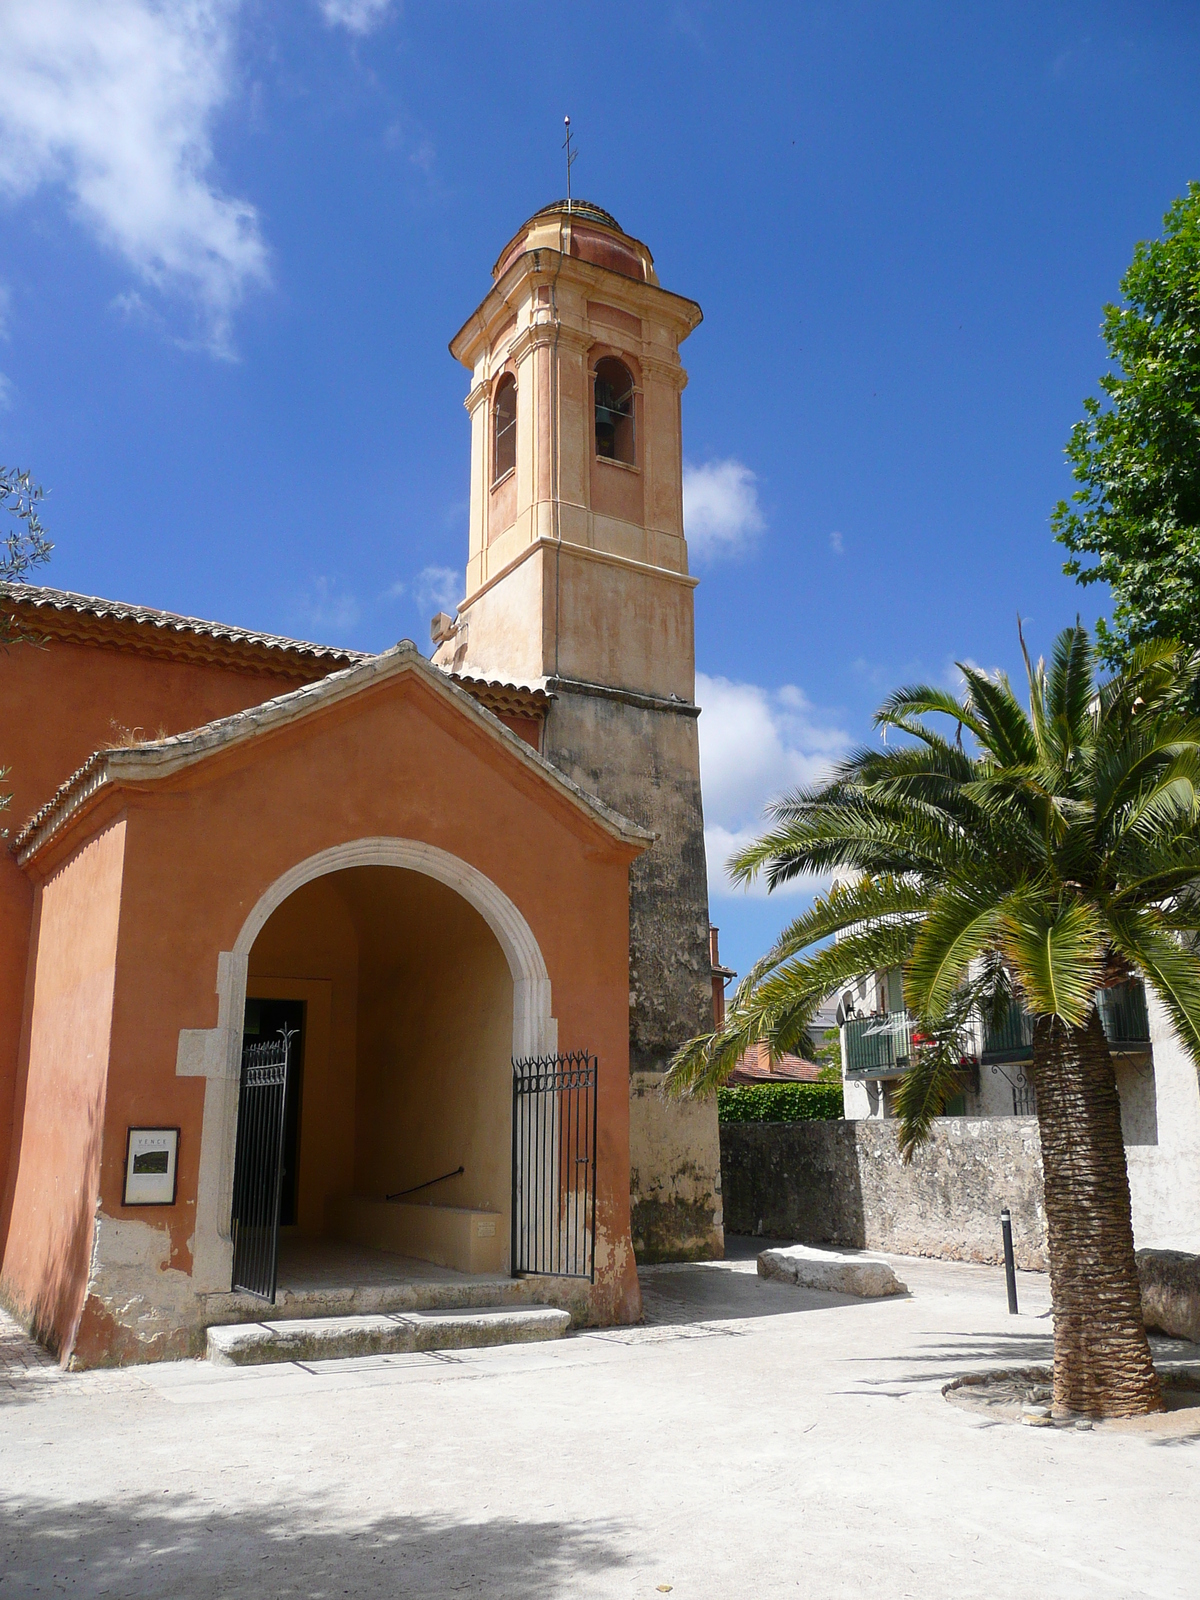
left=206, top=1304, right=571, bottom=1367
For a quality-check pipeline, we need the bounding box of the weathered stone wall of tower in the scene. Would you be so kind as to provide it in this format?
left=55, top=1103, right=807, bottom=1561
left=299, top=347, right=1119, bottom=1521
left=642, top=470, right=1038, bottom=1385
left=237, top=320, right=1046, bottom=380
left=541, top=685, right=723, bottom=1261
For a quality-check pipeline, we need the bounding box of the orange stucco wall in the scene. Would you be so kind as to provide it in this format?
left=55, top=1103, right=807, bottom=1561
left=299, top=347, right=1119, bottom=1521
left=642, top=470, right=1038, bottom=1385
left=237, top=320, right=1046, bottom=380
left=0, top=632, right=322, bottom=1266
left=1, top=821, right=126, bottom=1351
left=19, top=667, right=638, bottom=1363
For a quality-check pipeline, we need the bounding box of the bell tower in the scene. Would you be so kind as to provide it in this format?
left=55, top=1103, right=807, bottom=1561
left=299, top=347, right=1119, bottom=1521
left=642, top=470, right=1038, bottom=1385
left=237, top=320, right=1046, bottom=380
left=434, top=201, right=722, bottom=1264
left=436, top=199, right=701, bottom=697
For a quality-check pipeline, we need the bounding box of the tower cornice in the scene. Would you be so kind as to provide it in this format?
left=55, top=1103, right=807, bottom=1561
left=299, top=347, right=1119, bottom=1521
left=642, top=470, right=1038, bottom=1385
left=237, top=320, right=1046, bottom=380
left=450, top=249, right=702, bottom=371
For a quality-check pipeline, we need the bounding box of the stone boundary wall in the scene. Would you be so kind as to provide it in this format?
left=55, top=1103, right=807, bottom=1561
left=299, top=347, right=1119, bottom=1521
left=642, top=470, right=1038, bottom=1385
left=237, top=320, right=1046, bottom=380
left=719, top=1118, right=1048, bottom=1271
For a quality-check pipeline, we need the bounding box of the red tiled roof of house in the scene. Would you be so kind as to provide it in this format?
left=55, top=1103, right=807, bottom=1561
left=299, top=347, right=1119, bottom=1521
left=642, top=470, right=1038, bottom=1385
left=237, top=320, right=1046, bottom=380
left=723, top=1040, right=826, bottom=1086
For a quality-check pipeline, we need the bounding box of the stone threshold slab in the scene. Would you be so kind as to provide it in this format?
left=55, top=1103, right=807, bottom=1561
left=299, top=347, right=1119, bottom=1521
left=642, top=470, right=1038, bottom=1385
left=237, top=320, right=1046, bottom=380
left=203, top=1273, right=542, bottom=1328
left=207, top=1305, right=571, bottom=1366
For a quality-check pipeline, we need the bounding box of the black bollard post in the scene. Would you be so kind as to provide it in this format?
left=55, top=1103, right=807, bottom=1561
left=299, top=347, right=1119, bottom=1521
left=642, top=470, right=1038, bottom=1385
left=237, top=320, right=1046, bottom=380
left=1000, top=1206, right=1018, bottom=1315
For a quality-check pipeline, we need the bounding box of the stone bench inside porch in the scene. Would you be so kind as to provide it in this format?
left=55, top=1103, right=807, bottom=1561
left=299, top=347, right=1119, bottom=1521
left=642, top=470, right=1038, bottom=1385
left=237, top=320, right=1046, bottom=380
left=327, top=1194, right=506, bottom=1276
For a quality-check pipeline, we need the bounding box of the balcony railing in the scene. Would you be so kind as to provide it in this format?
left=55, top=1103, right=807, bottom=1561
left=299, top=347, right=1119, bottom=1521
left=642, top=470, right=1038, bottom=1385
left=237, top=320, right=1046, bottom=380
left=980, top=980, right=1151, bottom=1064
left=1097, top=979, right=1151, bottom=1048
left=846, top=980, right=1152, bottom=1081
left=980, top=1002, right=1035, bottom=1064
left=843, top=1012, right=915, bottom=1080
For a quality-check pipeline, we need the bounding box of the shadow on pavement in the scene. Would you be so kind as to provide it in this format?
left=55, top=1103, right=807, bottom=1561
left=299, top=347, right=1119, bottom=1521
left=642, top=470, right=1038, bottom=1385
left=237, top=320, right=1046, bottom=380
left=0, top=1495, right=635, bottom=1600
left=637, top=1241, right=886, bottom=1328
left=849, top=1329, right=1055, bottom=1386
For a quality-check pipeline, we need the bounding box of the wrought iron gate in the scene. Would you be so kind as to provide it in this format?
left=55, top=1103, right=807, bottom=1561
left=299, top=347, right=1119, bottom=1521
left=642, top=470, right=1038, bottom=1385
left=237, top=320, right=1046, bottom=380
left=511, top=1051, right=597, bottom=1281
left=230, top=1029, right=294, bottom=1301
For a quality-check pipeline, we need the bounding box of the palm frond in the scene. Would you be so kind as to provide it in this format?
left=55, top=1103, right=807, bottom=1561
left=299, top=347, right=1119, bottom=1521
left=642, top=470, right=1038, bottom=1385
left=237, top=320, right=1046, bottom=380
left=1045, top=623, right=1095, bottom=770
left=1000, top=895, right=1107, bottom=1027
left=893, top=1013, right=977, bottom=1161
left=665, top=914, right=916, bottom=1098
left=718, top=875, right=930, bottom=1009
left=726, top=794, right=975, bottom=890
left=959, top=664, right=1038, bottom=768
left=1107, top=912, right=1200, bottom=1069
left=874, top=683, right=983, bottom=743
left=905, top=883, right=1012, bottom=1020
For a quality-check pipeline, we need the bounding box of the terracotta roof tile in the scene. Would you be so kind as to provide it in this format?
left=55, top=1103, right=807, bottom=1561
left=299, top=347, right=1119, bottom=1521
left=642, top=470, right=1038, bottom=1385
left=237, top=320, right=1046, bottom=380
left=724, top=1040, right=826, bottom=1086
left=0, top=580, right=366, bottom=674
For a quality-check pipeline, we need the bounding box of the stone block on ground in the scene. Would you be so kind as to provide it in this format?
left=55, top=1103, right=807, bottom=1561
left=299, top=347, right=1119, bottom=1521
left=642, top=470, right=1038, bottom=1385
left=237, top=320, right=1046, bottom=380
left=757, top=1243, right=907, bottom=1298
left=1138, top=1249, right=1200, bottom=1343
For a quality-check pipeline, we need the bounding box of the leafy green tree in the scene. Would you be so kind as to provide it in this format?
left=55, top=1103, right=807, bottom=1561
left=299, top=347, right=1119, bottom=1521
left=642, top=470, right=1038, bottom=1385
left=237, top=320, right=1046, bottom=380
left=669, top=625, right=1200, bottom=1418
left=814, top=1027, right=842, bottom=1083
left=1, top=468, right=50, bottom=591
left=1, top=467, right=51, bottom=824
left=1054, top=184, right=1200, bottom=665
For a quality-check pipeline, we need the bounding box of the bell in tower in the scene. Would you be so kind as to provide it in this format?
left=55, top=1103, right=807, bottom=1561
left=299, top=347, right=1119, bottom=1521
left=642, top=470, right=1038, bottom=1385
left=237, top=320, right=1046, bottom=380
left=434, top=199, right=722, bottom=1264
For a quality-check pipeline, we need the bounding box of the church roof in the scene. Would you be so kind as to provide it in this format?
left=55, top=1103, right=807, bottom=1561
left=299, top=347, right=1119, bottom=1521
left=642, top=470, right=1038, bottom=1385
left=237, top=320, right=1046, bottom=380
left=13, top=640, right=654, bottom=867
left=1, top=580, right=558, bottom=727
left=440, top=668, right=550, bottom=723
left=0, top=580, right=366, bottom=679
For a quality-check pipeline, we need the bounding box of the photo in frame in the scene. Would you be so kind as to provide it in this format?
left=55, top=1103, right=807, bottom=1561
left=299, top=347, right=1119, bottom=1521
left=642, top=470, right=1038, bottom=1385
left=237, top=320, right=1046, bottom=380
left=123, top=1127, right=179, bottom=1206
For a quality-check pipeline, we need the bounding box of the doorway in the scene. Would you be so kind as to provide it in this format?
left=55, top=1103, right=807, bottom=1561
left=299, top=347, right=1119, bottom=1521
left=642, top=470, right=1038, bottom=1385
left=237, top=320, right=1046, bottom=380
left=239, top=865, right=514, bottom=1280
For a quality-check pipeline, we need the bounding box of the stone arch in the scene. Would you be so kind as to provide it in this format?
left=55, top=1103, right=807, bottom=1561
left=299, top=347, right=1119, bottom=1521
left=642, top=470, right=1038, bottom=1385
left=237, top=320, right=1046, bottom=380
left=179, top=838, right=556, bottom=1291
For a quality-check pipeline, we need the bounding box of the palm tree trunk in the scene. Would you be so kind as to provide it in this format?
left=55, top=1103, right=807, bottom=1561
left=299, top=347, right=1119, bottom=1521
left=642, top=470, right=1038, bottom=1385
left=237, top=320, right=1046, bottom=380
left=1032, top=1010, right=1163, bottom=1417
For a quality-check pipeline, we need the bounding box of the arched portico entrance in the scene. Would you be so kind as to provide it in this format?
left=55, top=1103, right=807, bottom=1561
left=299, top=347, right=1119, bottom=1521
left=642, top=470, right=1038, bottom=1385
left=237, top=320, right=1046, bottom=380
left=180, top=840, right=557, bottom=1295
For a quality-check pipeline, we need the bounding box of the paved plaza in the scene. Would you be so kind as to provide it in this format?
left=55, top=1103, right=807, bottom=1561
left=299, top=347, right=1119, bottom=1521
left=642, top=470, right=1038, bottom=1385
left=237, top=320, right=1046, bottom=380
left=2, top=1244, right=1198, bottom=1599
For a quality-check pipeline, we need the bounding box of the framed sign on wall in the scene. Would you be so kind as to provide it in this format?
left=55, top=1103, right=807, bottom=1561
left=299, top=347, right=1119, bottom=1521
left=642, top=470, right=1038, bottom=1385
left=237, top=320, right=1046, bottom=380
left=123, top=1128, right=180, bottom=1206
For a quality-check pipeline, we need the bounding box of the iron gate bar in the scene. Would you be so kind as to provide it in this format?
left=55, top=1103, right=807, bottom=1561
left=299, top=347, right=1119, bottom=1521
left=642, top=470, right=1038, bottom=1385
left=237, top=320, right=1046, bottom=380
left=511, top=1051, right=597, bottom=1282
left=230, top=1027, right=294, bottom=1302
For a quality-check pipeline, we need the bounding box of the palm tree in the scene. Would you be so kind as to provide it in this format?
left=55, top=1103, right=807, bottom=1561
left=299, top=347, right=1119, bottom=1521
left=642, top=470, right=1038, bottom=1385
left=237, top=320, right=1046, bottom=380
left=670, top=626, right=1200, bottom=1417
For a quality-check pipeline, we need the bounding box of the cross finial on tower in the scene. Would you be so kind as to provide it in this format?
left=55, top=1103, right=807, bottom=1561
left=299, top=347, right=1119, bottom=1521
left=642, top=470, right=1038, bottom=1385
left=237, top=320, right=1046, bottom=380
left=563, top=115, right=576, bottom=211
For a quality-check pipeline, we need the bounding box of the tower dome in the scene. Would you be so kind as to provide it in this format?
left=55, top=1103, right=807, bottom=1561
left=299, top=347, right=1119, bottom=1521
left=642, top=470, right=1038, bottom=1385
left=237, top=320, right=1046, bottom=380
left=491, top=200, right=658, bottom=286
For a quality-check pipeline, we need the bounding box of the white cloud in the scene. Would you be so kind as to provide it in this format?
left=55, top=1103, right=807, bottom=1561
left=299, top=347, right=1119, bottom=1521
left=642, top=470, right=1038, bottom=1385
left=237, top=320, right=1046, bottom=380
left=0, top=373, right=14, bottom=411
left=408, top=138, right=436, bottom=177
left=413, top=565, right=459, bottom=614
left=683, top=458, right=764, bottom=560
left=0, top=0, right=269, bottom=356
left=697, top=671, right=850, bottom=900
left=318, top=0, right=394, bottom=33
left=0, top=283, right=11, bottom=339
left=829, top=529, right=843, bottom=555
left=947, top=655, right=983, bottom=689
left=295, top=576, right=360, bottom=634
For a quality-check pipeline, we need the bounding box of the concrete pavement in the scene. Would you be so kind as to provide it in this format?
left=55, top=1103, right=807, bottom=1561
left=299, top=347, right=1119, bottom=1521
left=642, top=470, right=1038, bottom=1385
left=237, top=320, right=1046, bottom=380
left=2, top=1244, right=1198, bottom=1599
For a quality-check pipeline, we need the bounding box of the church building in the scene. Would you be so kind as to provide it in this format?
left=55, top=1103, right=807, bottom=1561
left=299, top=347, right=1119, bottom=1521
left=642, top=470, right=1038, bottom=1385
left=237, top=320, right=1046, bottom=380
left=0, top=201, right=723, bottom=1367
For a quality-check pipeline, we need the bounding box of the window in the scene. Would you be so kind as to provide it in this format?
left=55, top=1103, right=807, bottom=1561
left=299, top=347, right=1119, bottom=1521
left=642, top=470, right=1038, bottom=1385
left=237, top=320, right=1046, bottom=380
left=493, top=374, right=516, bottom=484
left=594, top=357, right=635, bottom=465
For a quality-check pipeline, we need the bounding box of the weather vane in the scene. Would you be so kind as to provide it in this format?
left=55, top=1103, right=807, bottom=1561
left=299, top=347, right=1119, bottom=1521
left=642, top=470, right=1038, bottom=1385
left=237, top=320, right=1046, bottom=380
left=563, top=115, right=577, bottom=211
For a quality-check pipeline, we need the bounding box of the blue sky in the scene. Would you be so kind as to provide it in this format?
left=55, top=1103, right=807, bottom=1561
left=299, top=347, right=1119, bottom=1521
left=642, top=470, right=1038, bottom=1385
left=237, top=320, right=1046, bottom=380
left=2, top=2, right=1199, bottom=983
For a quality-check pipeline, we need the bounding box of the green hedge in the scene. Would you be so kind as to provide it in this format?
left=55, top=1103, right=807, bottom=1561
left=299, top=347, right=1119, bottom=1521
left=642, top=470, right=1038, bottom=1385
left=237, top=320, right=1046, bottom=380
left=717, top=1083, right=844, bottom=1123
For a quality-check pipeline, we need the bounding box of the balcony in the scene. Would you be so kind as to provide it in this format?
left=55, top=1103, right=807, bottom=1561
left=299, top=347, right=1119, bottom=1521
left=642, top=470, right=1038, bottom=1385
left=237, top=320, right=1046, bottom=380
left=979, top=1002, right=1035, bottom=1065
left=1097, top=979, right=1151, bottom=1049
left=843, top=1012, right=916, bottom=1080
left=980, top=979, right=1151, bottom=1064
left=846, top=980, right=1153, bottom=1081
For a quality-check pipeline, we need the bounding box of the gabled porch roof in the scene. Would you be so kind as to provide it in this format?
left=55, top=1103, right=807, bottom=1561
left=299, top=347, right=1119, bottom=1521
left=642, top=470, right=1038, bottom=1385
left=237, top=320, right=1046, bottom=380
left=14, top=639, right=654, bottom=867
